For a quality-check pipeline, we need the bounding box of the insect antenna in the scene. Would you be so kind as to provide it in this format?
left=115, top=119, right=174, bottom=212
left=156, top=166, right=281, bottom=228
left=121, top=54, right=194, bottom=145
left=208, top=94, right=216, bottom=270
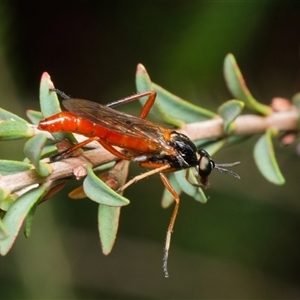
left=214, top=161, right=241, bottom=179
left=49, top=88, right=71, bottom=100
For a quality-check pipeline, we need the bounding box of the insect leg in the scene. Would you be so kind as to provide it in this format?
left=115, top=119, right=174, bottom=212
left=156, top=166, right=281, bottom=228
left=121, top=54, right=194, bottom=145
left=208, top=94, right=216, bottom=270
left=118, top=164, right=171, bottom=193
left=52, top=136, right=132, bottom=161
left=138, top=91, right=156, bottom=119
left=159, top=173, right=180, bottom=278
left=96, top=138, right=132, bottom=160
left=50, top=88, right=157, bottom=120
left=106, top=91, right=156, bottom=118
left=51, top=136, right=101, bottom=160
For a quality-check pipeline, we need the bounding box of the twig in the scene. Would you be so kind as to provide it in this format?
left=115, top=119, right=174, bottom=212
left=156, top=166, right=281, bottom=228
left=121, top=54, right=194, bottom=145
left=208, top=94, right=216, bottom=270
left=1, top=109, right=299, bottom=195
left=0, top=148, right=117, bottom=194
left=181, top=109, right=298, bottom=140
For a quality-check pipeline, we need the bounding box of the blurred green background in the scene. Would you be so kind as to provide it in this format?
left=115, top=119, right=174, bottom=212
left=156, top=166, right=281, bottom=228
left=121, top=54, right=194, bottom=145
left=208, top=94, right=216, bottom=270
left=1, top=1, right=300, bottom=299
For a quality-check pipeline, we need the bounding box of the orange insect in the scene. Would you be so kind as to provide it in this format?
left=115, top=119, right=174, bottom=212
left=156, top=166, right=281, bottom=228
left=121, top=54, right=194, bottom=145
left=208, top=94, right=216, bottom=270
left=38, top=89, right=240, bottom=277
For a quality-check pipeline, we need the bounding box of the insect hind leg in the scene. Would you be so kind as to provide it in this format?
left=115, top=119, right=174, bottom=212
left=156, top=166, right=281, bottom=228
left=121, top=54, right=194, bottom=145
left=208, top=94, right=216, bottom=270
left=51, top=136, right=100, bottom=161
left=51, top=136, right=132, bottom=161
left=159, top=173, right=181, bottom=278
left=138, top=91, right=156, bottom=119
left=118, top=164, right=180, bottom=278
left=106, top=91, right=157, bottom=119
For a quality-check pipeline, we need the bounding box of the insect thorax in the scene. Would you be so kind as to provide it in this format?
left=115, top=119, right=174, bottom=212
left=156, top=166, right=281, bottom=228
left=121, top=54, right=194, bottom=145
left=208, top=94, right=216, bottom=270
left=137, top=131, right=198, bottom=170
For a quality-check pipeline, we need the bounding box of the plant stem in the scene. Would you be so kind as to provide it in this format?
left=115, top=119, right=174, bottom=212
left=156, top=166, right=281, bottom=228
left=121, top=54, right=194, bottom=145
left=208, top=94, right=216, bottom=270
left=1, top=109, right=299, bottom=196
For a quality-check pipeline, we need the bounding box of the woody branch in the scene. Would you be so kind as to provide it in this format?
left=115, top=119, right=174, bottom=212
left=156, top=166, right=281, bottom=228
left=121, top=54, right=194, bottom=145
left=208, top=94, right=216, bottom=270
left=0, top=109, right=299, bottom=195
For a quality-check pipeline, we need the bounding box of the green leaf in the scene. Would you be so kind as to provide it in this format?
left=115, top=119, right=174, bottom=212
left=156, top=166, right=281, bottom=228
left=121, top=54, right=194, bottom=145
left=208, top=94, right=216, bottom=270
left=0, top=192, right=17, bottom=212
left=161, top=173, right=182, bottom=208
left=201, top=140, right=227, bottom=156
left=39, top=72, right=68, bottom=141
left=174, top=170, right=208, bottom=204
left=253, top=128, right=285, bottom=185
left=24, top=201, right=39, bottom=238
left=0, top=188, right=9, bottom=202
left=0, top=120, right=35, bottom=140
left=0, top=160, right=32, bottom=175
left=224, top=54, right=272, bottom=116
left=136, top=64, right=216, bottom=128
left=23, top=143, right=60, bottom=161
left=0, top=185, right=47, bottom=255
left=39, top=72, right=61, bottom=117
left=93, top=161, right=117, bottom=173
left=40, top=144, right=60, bottom=157
left=152, top=82, right=216, bottom=123
left=136, top=64, right=216, bottom=126
left=195, top=136, right=249, bottom=158
left=83, top=164, right=130, bottom=206
left=0, top=108, right=28, bottom=123
left=98, top=205, right=121, bottom=255
left=24, top=133, right=52, bottom=177
left=225, top=134, right=250, bottom=146
left=26, top=110, right=43, bottom=125
left=0, top=218, right=8, bottom=240
left=135, top=64, right=183, bottom=127
left=218, top=100, right=244, bottom=134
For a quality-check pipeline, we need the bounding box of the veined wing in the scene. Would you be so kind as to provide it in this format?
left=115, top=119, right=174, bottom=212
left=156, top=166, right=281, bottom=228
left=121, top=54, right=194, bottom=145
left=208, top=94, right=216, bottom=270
left=63, top=99, right=171, bottom=150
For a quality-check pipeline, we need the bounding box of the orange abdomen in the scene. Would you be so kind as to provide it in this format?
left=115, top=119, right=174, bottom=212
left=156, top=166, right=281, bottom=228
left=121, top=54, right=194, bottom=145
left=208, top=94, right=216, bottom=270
left=38, top=112, right=158, bottom=153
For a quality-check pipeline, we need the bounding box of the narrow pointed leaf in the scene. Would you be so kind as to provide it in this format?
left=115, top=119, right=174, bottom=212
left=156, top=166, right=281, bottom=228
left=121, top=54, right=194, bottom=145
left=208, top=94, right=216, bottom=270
left=83, top=164, right=130, bottom=206
left=0, top=218, right=8, bottom=240
left=135, top=64, right=183, bottom=127
left=196, top=136, right=249, bottom=159
left=24, top=133, right=52, bottom=177
left=224, top=54, right=272, bottom=116
left=39, top=72, right=67, bottom=141
left=0, top=160, right=32, bottom=175
left=24, top=201, right=39, bottom=238
left=0, top=193, right=17, bottom=212
left=0, top=108, right=27, bottom=123
left=136, top=64, right=216, bottom=126
left=22, top=144, right=58, bottom=162
left=254, top=128, right=285, bottom=185
left=152, top=82, right=216, bottom=122
left=174, top=170, right=208, bottom=203
left=69, top=161, right=126, bottom=200
left=98, top=205, right=121, bottom=255
left=218, top=100, right=244, bottom=134
left=0, top=120, right=35, bottom=140
left=40, top=144, right=60, bottom=157
left=225, top=134, right=250, bottom=146
left=26, top=110, right=43, bottom=125
left=0, top=185, right=47, bottom=255
left=201, top=140, right=227, bottom=156
left=0, top=188, right=9, bottom=202
left=39, top=72, right=61, bottom=117
left=161, top=173, right=182, bottom=208
left=93, top=161, right=116, bottom=173
left=96, top=160, right=129, bottom=255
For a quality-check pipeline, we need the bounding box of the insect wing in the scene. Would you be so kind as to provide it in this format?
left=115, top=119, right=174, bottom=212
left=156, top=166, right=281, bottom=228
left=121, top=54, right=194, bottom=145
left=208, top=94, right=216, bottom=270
left=63, top=99, right=170, bottom=149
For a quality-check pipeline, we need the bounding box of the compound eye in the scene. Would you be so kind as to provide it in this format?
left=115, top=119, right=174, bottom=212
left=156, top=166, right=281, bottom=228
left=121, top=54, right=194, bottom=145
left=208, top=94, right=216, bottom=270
left=198, top=150, right=215, bottom=177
